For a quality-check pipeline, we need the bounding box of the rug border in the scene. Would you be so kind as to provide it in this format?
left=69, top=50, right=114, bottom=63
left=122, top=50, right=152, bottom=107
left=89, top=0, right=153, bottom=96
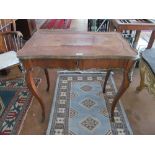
left=17, top=96, right=34, bottom=134
left=110, top=75, right=133, bottom=134
left=0, top=78, right=41, bottom=135
left=18, top=78, right=41, bottom=135
left=46, top=71, right=133, bottom=135
left=46, top=74, right=60, bottom=135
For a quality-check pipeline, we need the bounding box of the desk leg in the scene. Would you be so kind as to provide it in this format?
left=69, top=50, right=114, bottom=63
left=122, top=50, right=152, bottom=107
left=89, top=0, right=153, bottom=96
left=147, top=30, right=155, bottom=49
left=108, top=20, right=115, bottom=32
left=25, top=69, right=45, bottom=122
left=111, top=69, right=131, bottom=122
left=133, top=30, right=141, bottom=48
left=103, top=70, right=112, bottom=93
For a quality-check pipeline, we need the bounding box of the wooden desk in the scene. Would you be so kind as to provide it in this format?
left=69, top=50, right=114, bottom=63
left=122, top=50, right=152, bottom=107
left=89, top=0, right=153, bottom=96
left=110, top=19, right=155, bottom=48
left=17, top=30, right=138, bottom=122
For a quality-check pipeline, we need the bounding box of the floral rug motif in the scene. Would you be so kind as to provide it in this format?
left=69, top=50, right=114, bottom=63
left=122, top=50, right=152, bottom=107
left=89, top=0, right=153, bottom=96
left=47, top=72, right=133, bottom=135
left=0, top=78, right=40, bottom=135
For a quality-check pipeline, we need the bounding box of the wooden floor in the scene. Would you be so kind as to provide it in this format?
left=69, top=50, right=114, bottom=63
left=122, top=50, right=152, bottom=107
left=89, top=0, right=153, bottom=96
left=2, top=19, right=155, bottom=134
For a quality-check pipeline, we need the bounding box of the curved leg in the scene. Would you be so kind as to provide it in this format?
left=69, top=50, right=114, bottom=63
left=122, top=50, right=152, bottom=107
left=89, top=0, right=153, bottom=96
left=44, top=69, right=50, bottom=91
left=25, top=69, right=45, bottom=122
left=103, top=70, right=112, bottom=93
left=111, top=69, right=131, bottom=122
left=136, top=61, right=146, bottom=92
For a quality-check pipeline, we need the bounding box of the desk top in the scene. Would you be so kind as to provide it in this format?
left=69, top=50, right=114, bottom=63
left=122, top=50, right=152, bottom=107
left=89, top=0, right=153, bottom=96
left=18, top=30, right=137, bottom=60
left=112, top=19, right=155, bottom=30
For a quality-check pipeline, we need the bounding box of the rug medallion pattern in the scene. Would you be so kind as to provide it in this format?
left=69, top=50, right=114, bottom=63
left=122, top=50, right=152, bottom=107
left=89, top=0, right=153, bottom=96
left=47, top=72, right=133, bottom=135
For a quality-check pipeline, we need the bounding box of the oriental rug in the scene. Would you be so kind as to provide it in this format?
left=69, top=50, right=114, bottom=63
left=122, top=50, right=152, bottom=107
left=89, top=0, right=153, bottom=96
left=40, top=19, right=72, bottom=29
left=47, top=72, right=133, bottom=135
left=0, top=78, right=40, bottom=135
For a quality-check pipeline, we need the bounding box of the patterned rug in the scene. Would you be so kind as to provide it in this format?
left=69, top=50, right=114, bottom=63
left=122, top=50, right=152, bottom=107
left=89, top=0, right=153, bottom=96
left=0, top=78, right=40, bottom=135
left=40, top=19, right=72, bottom=29
left=47, top=72, right=133, bottom=135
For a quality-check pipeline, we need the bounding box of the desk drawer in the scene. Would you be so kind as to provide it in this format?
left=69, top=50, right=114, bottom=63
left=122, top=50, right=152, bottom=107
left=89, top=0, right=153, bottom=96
left=79, top=59, right=128, bottom=69
left=24, top=59, right=78, bottom=69
left=50, top=59, right=77, bottom=69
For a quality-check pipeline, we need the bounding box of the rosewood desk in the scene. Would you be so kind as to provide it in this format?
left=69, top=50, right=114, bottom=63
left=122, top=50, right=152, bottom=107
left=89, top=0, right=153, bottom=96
left=110, top=19, right=155, bottom=48
left=17, top=30, right=138, bottom=122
